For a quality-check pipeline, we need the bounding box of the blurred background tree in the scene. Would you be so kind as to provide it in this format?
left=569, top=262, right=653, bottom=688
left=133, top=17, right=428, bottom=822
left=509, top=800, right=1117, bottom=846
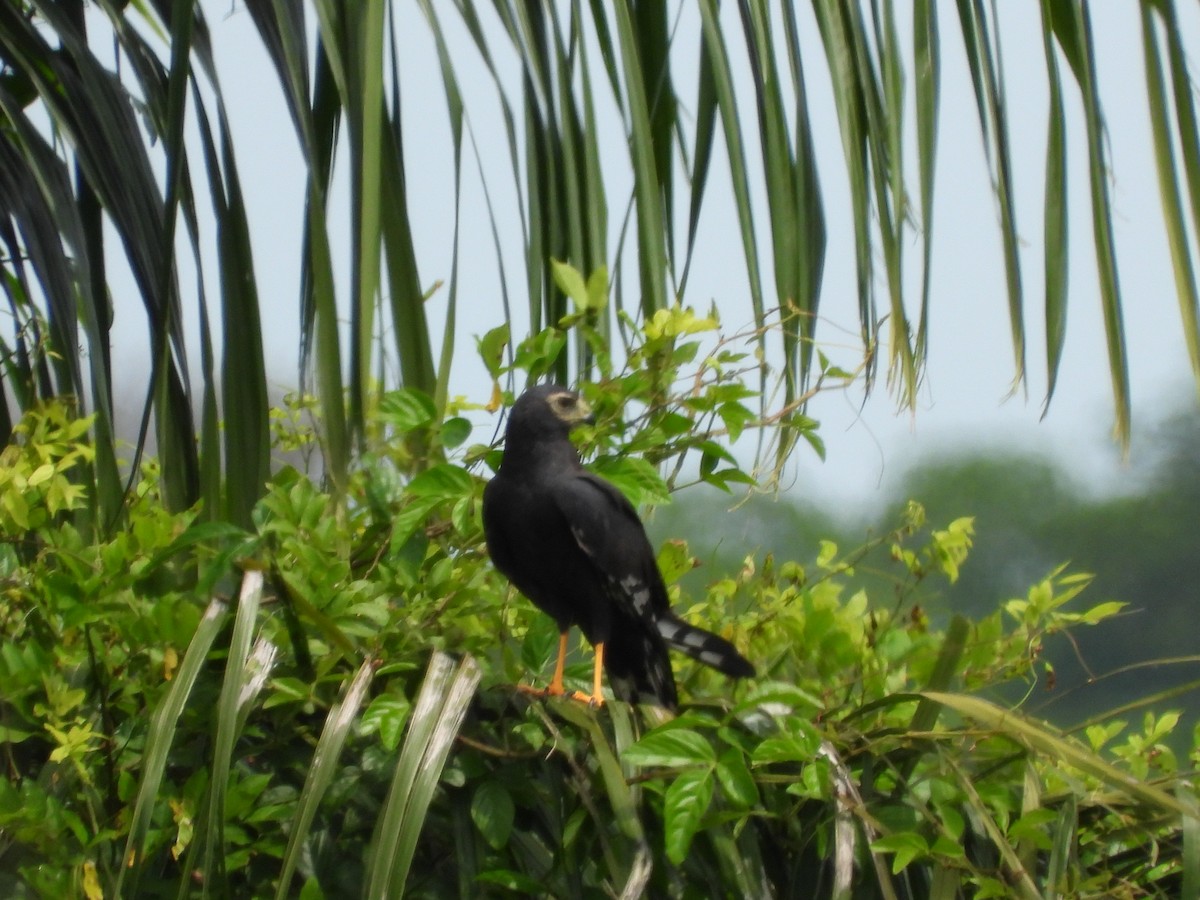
left=654, top=398, right=1200, bottom=744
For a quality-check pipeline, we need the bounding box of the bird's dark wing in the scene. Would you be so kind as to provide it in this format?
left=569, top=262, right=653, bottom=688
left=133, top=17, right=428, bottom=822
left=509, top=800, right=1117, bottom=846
left=551, top=473, right=678, bottom=706
left=483, top=472, right=588, bottom=633
left=553, top=473, right=670, bottom=618
left=553, top=472, right=755, bottom=702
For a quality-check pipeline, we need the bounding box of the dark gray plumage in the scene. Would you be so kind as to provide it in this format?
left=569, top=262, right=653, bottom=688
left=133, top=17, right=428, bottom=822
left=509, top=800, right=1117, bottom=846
left=482, top=384, right=754, bottom=710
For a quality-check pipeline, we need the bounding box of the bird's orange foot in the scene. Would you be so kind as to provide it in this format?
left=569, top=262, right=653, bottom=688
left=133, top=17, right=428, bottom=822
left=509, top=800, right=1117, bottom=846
left=567, top=690, right=605, bottom=708
left=517, top=683, right=604, bottom=707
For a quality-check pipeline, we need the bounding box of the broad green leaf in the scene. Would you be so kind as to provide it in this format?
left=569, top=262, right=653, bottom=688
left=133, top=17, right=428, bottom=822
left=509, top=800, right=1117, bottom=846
left=664, top=768, right=714, bottom=866
left=440, top=417, right=472, bottom=450
left=406, top=463, right=474, bottom=499
left=380, top=388, right=437, bottom=434
left=751, top=730, right=821, bottom=767
left=655, top=539, right=695, bottom=585
left=470, top=781, right=515, bottom=850
left=550, top=259, right=591, bottom=313
left=715, top=748, right=759, bottom=808
left=623, top=727, right=717, bottom=769
left=359, top=695, right=412, bottom=752
left=589, top=456, right=670, bottom=508
left=735, top=681, right=823, bottom=717
left=871, top=832, right=930, bottom=874
left=475, top=870, right=546, bottom=894
left=389, top=496, right=440, bottom=548
left=477, top=324, right=511, bottom=380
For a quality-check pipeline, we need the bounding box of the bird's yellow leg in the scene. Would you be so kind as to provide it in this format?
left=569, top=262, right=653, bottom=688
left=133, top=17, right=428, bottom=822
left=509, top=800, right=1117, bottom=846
left=587, top=642, right=606, bottom=707
left=519, top=632, right=604, bottom=707
left=519, top=632, right=570, bottom=698
left=560, top=643, right=604, bottom=706
left=547, top=632, right=569, bottom=696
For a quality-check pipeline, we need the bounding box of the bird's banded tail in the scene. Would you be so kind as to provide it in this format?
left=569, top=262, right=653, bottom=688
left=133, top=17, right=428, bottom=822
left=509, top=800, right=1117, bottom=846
left=656, top=615, right=754, bottom=678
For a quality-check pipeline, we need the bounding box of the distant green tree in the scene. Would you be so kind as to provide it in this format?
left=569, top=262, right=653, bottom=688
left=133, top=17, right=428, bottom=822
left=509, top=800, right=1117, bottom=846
left=782, top=407, right=1200, bottom=736
left=660, top=402, right=1200, bottom=741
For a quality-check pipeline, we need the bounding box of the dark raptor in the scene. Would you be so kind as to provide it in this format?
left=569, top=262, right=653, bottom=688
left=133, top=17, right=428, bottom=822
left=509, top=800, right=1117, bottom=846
left=482, top=384, right=754, bottom=710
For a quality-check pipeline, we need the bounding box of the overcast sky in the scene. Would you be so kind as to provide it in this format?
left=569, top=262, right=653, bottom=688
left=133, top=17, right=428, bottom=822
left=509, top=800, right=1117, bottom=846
left=163, top=2, right=1200, bottom=515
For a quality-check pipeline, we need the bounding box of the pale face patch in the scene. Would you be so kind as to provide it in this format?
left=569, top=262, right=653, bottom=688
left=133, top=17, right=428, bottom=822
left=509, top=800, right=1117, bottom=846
left=547, top=390, right=594, bottom=426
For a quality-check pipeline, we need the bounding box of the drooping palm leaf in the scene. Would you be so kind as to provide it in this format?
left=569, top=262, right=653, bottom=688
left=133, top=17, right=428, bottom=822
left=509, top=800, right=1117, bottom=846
left=1, top=0, right=1199, bottom=507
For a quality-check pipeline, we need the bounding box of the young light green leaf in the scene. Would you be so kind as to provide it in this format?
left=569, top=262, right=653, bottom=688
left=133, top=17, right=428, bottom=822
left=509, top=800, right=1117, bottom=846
left=477, top=324, right=511, bottom=380
left=550, top=259, right=591, bottom=314
left=871, top=832, right=930, bottom=874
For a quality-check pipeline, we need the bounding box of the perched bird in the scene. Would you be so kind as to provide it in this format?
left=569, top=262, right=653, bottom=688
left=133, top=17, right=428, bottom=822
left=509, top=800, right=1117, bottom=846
left=482, top=384, right=754, bottom=710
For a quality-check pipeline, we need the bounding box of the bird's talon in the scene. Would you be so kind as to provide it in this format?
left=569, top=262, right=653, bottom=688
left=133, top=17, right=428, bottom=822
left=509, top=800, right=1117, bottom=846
left=546, top=689, right=605, bottom=708
left=517, top=684, right=603, bottom=707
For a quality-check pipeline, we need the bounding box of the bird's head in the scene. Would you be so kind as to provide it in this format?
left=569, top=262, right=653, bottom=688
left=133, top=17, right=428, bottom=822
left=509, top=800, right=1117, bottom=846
left=507, top=384, right=595, bottom=441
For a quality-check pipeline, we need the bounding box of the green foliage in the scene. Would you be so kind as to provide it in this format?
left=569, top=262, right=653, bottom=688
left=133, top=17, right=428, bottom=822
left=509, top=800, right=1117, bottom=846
left=1, top=339, right=1198, bottom=897
left=484, top=263, right=844, bottom=497
left=0, top=403, right=94, bottom=533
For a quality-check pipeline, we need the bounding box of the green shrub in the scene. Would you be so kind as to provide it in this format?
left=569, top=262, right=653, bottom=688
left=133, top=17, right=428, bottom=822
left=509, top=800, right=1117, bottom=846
left=0, top=304, right=1196, bottom=897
